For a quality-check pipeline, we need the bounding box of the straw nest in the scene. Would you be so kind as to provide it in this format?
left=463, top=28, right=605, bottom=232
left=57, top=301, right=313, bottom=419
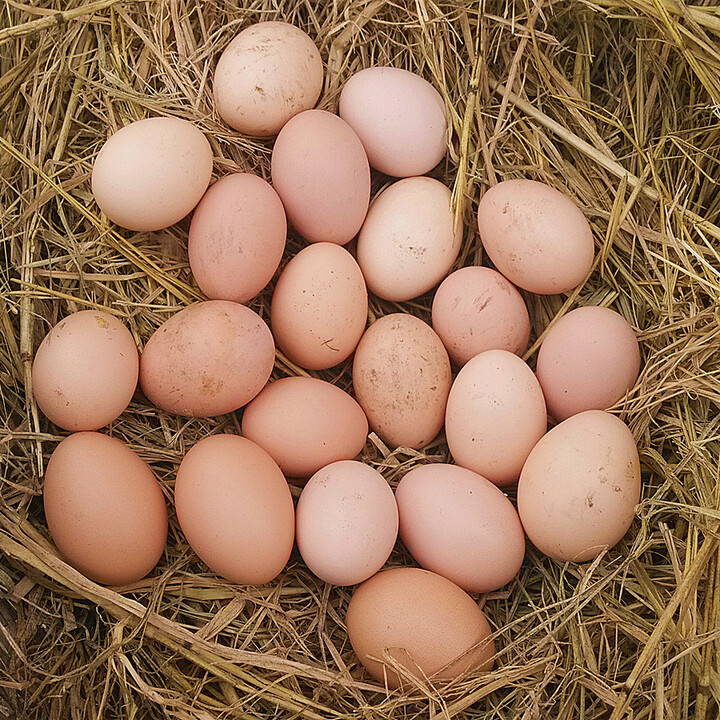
left=2, top=1, right=720, bottom=718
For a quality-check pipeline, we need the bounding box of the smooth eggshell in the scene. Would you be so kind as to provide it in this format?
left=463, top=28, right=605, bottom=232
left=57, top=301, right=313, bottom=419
left=357, top=177, right=462, bottom=302
left=295, top=461, right=398, bottom=586
left=339, top=66, right=447, bottom=177
left=270, top=243, right=368, bottom=370
left=43, top=432, right=168, bottom=585
left=271, top=110, right=371, bottom=244
left=352, top=314, right=451, bottom=450
left=241, top=377, right=368, bottom=477
left=140, top=301, right=274, bottom=417
left=188, top=173, right=286, bottom=303
left=213, top=22, right=323, bottom=137
left=432, top=266, right=531, bottom=366
left=174, top=434, right=294, bottom=584
left=32, top=310, right=139, bottom=431
left=477, top=179, right=595, bottom=294
left=91, top=117, right=213, bottom=232
left=445, top=349, right=547, bottom=486
left=517, top=410, right=641, bottom=562
left=396, top=464, right=525, bottom=593
left=346, top=567, right=495, bottom=689
left=536, top=306, right=641, bottom=421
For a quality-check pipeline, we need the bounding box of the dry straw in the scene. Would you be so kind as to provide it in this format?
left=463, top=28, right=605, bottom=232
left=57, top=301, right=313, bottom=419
left=1, top=0, right=720, bottom=718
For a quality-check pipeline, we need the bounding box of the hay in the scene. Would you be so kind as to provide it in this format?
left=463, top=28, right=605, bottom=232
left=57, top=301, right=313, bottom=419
left=1, top=0, right=720, bottom=718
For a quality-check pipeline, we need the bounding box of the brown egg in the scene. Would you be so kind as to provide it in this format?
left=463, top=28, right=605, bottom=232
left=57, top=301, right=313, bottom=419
left=32, top=310, right=139, bottom=431
left=174, top=434, right=294, bottom=584
left=140, top=301, right=274, bottom=417
left=91, top=117, right=213, bottom=232
left=213, top=22, right=323, bottom=137
left=536, top=306, right=641, bottom=421
left=188, top=173, right=286, bottom=303
left=241, top=377, right=368, bottom=477
left=271, top=110, right=371, bottom=244
left=517, top=410, right=641, bottom=562
left=346, top=567, right=495, bottom=689
left=352, top=314, right=452, bottom=450
left=270, top=243, right=368, bottom=370
left=43, top=432, right=168, bottom=585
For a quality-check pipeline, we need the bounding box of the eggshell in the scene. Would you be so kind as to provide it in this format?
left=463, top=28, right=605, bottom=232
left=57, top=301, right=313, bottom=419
left=271, top=110, right=371, bottom=244
left=188, top=174, right=286, bottom=303
left=213, top=22, right=323, bottom=137
left=477, top=179, right=595, bottom=294
left=517, top=410, right=641, bottom=562
left=432, top=266, right=531, bottom=366
left=445, top=349, right=547, bottom=486
left=338, top=67, right=447, bottom=177
left=396, top=464, right=525, bottom=593
left=295, top=461, right=398, bottom=585
left=241, top=377, right=368, bottom=477
left=43, top=432, right=168, bottom=585
left=352, top=314, right=452, bottom=450
left=32, top=310, right=139, bottom=431
left=91, top=117, right=213, bottom=232
left=536, top=306, right=641, bottom=421
left=140, top=301, right=274, bottom=417
left=270, top=243, right=368, bottom=370
left=174, top=434, right=294, bottom=584
left=357, top=177, right=462, bottom=302
left=346, top=567, right=495, bottom=689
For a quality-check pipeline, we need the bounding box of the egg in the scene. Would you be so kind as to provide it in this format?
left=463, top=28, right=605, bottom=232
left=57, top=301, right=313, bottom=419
left=295, top=461, right=398, bottom=585
left=270, top=243, right=368, bottom=370
left=271, top=110, right=371, bottom=244
left=431, top=266, right=531, bottom=366
left=91, top=117, right=213, bottom=232
left=476, top=179, right=595, bottom=294
left=536, top=306, right=641, bottom=421
left=338, top=66, right=447, bottom=177
left=43, top=432, right=167, bottom=585
left=241, top=377, right=368, bottom=477
left=352, top=314, right=452, bottom=450
left=346, top=567, right=495, bottom=689
left=396, top=464, right=525, bottom=593
left=188, top=174, right=286, bottom=303
left=32, top=310, right=139, bottom=431
left=174, top=434, right=294, bottom=584
left=140, top=301, right=274, bottom=417
left=517, top=410, right=641, bottom=562
left=357, top=177, right=462, bottom=302
left=213, top=22, right=323, bottom=137
left=445, top=349, right=547, bottom=486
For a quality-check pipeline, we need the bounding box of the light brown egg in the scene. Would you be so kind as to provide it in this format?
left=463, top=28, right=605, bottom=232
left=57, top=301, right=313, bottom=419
left=270, top=243, right=368, bottom=370
left=352, top=314, right=451, bottom=450
left=445, top=350, right=547, bottom=486
left=241, top=377, right=368, bottom=477
left=213, top=22, right=323, bottom=137
left=43, top=432, right=167, bottom=585
left=396, top=464, right=525, bottom=593
left=536, top=306, right=641, bottom=421
left=295, top=461, right=398, bottom=586
left=477, top=179, right=595, bottom=294
left=346, top=567, right=495, bottom=689
left=271, top=110, right=371, bottom=244
left=140, top=301, right=274, bottom=417
left=357, top=177, right=462, bottom=302
left=174, top=434, right=294, bottom=585
left=517, top=410, right=641, bottom=562
left=339, top=66, right=447, bottom=177
left=188, top=173, right=286, bottom=303
left=91, top=117, right=213, bottom=231
left=32, top=310, right=139, bottom=431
